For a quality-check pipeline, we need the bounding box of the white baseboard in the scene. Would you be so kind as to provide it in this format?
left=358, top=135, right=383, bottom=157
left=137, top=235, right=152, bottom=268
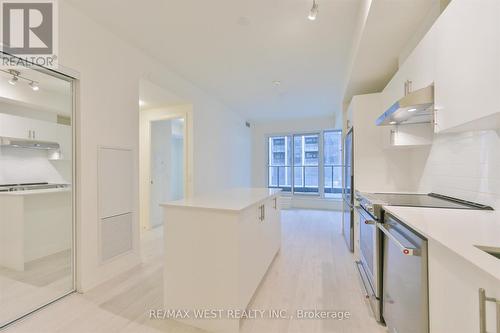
left=279, top=195, right=342, bottom=211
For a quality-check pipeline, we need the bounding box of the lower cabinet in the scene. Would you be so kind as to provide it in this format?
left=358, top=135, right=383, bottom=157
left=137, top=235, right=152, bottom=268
left=239, top=195, right=281, bottom=305
left=429, top=241, right=500, bottom=333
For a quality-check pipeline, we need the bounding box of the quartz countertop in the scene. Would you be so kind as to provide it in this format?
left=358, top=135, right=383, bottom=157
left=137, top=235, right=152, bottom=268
left=161, top=188, right=281, bottom=212
left=383, top=206, right=500, bottom=281
left=0, top=187, right=71, bottom=196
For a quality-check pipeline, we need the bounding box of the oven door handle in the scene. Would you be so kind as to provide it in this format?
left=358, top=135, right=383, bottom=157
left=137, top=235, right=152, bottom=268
left=378, top=223, right=421, bottom=257
left=355, top=261, right=370, bottom=299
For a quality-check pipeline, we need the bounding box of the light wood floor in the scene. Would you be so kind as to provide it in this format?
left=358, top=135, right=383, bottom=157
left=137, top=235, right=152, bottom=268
left=4, top=210, right=386, bottom=333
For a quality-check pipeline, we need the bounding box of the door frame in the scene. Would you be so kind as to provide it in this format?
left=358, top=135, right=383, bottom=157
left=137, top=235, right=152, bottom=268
left=140, top=109, right=190, bottom=231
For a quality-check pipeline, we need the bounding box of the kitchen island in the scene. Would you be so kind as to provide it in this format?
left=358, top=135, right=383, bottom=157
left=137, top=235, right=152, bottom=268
left=161, top=188, right=281, bottom=333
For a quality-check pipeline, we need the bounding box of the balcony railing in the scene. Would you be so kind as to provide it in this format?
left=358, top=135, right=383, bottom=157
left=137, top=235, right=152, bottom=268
left=268, top=165, right=342, bottom=195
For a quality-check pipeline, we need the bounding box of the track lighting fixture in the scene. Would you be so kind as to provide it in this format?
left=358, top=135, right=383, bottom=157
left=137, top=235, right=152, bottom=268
left=8, top=75, right=18, bottom=85
left=308, top=0, right=318, bottom=21
left=29, top=81, right=39, bottom=91
left=1, top=69, right=40, bottom=91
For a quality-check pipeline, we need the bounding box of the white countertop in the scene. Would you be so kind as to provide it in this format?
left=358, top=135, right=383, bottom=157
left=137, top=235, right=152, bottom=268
left=161, top=188, right=281, bottom=212
left=384, top=206, right=500, bottom=281
left=0, top=187, right=71, bottom=196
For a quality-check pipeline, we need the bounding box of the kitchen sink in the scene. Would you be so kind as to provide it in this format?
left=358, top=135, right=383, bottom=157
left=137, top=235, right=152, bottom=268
left=474, top=245, right=500, bottom=259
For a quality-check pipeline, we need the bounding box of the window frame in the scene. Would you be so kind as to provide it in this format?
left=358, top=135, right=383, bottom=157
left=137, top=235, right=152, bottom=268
left=266, top=129, right=342, bottom=199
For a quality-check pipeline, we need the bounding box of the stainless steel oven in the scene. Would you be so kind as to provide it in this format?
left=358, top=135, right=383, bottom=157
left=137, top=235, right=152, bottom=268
left=355, top=205, right=383, bottom=322
left=354, top=191, right=493, bottom=329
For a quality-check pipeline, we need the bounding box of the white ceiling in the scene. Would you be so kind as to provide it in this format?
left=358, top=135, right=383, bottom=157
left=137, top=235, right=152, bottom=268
left=343, top=0, right=440, bottom=104
left=64, top=0, right=362, bottom=121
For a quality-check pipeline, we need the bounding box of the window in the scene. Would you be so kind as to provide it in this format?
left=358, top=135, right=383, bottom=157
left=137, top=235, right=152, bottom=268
left=267, top=130, right=342, bottom=198
left=268, top=136, right=292, bottom=192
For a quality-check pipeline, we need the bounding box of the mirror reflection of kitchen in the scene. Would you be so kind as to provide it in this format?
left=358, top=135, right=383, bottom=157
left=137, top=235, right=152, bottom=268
left=0, top=63, right=74, bottom=327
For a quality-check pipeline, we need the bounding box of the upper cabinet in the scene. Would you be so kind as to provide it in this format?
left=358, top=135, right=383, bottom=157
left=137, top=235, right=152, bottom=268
left=403, top=24, right=437, bottom=95
left=380, top=24, right=437, bottom=114
left=380, top=0, right=500, bottom=134
left=434, top=0, right=500, bottom=133
left=0, top=113, right=72, bottom=159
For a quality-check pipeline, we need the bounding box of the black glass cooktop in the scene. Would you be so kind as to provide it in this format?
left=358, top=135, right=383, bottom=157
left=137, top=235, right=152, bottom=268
left=366, top=192, right=493, bottom=210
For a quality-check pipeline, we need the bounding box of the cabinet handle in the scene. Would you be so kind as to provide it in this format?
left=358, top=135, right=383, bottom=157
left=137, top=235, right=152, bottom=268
left=273, top=197, right=277, bottom=209
left=33, top=130, right=35, bottom=139
left=28, top=130, right=32, bottom=139
left=258, top=205, right=263, bottom=221
left=262, top=205, right=265, bottom=221
left=404, top=80, right=413, bottom=96
left=479, top=288, right=500, bottom=333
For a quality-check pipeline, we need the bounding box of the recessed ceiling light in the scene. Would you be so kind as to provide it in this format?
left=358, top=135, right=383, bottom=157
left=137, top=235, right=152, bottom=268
left=408, top=108, right=417, bottom=112
left=389, top=121, right=397, bottom=125
left=308, top=0, right=319, bottom=20
left=273, top=81, right=281, bottom=87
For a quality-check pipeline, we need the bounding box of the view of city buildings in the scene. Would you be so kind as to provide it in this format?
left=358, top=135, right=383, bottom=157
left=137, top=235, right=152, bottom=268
left=268, top=131, right=342, bottom=197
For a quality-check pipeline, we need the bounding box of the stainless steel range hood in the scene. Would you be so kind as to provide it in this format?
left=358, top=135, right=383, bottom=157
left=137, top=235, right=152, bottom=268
left=0, top=137, right=60, bottom=150
left=376, top=85, right=434, bottom=126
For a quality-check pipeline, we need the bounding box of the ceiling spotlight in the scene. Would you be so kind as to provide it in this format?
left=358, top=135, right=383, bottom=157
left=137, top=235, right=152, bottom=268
left=308, top=0, right=319, bottom=21
left=272, top=80, right=281, bottom=87
left=408, top=108, right=417, bottom=112
left=29, top=81, right=40, bottom=91
left=389, top=121, right=397, bottom=125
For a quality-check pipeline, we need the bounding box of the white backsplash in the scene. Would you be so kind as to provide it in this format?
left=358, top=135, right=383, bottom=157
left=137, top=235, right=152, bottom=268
left=416, top=130, right=500, bottom=209
left=0, top=147, right=68, bottom=185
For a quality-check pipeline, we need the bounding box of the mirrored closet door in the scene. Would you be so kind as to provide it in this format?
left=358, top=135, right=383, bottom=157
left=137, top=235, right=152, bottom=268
left=0, top=58, right=75, bottom=328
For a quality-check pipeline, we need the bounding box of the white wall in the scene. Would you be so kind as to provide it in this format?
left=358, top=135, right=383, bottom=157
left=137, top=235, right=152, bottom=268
left=251, top=116, right=335, bottom=188
left=59, top=1, right=251, bottom=291
left=415, top=130, right=500, bottom=209
left=0, top=147, right=67, bottom=185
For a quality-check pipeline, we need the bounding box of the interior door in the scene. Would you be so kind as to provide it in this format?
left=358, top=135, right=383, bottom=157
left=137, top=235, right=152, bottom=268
left=150, top=120, right=171, bottom=228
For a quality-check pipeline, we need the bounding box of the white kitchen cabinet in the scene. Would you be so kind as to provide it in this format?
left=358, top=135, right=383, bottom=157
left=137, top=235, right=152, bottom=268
left=380, top=65, right=407, bottom=114
left=162, top=189, right=281, bottom=333
left=0, top=113, right=72, bottom=159
left=434, top=0, right=500, bottom=133
left=403, top=24, right=437, bottom=96
left=382, top=123, right=434, bottom=148
left=429, top=241, right=500, bottom=333
left=381, top=22, right=437, bottom=115
left=0, top=113, right=35, bottom=140
left=0, top=190, right=72, bottom=271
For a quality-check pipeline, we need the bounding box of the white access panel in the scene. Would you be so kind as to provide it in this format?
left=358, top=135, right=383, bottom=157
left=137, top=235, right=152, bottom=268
left=98, top=147, right=134, bottom=261
left=101, top=213, right=133, bottom=261
left=98, top=147, right=134, bottom=218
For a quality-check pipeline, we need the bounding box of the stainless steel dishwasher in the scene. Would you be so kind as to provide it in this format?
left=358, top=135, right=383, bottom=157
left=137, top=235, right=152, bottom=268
left=379, top=213, right=429, bottom=333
